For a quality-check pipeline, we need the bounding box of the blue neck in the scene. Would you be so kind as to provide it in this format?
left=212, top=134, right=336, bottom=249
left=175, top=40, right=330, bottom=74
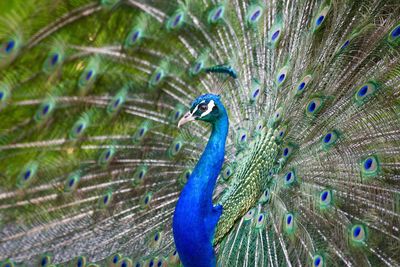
left=189, top=115, right=229, bottom=205
left=173, top=112, right=228, bottom=267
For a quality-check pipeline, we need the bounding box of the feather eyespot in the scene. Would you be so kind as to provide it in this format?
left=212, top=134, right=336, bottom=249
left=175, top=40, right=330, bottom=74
left=354, top=82, right=378, bottom=105
left=351, top=224, right=367, bottom=243
left=316, top=16, right=324, bottom=26
left=222, top=164, right=233, bottom=180
left=173, top=14, right=182, bottom=27
left=4, top=39, right=15, bottom=53
left=259, top=189, right=271, bottom=203
left=284, top=213, right=295, bottom=233
left=244, top=208, right=255, bottom=220
left=100, top=192, right=112, bottom=207
left=255, top=120, right=263, bottom=132
left=252, top=89, right=260, bottom=98
left=64, top=172, right=80, bottom=192
left=167, top=10, right=185, bottom=30
left=281, top=145, right=294, bottom=159
left=213, top=7, right=223, bottom=20
left=155, top=72, right=162, bottom=82
left=284, top=170, right=296, bottom=186
left=389, top=24, right=400, bottom=44
left=254, top=212, right=266, bottom=228
left=18, top=162, right=38, bottom=188
left=391, top=25, right=400, bottom=38
left=247, top=5, right=263, bottom=24
left=113, top=255, right=119, bottom=263
left=190, top=60, right=204, bottom=75
left=208, top=5, right=225, bottom=24
left=341, top=40, right=350, bottom=50
left=119, top=258, right=132, bottom=267
left=194, top=62, right=202, bottom=72
left=249, top=9, right=261, bottom=22
left=98, top=148, right=115, bottom=165
left=125, top=27, right=143, bottom=47
left=361, top=155, right=380, bottom=178
left=313, top=6, right=330, bottom=31
left=306, top=98, right=323, bottom=116
left=321, top=130, right=339, bottom=150
left=50, top=53, right=59, bottom=65
left=312, top=255, right=324, bottom=267
left=39, top=255, right=52, bottom=266
left=131, top=31, right=140, bottom=42
left=319, top=189, right=333, bottom=209
left=75, top=256, right=86, bottom=267
left=85, top=70, right=93, bottom=81
left=272, top=30, right=280, bottom=41
left=294, top=75, right=312, bottom=95
left=276, top=66, right=289, bottom=86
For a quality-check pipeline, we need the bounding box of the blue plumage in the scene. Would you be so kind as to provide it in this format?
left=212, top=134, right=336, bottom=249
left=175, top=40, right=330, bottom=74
left=173, top=94, right=228, bottom=267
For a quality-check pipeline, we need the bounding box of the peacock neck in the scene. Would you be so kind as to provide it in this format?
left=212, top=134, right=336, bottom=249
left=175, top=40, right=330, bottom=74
left=188, top=114, right=229, bottom=199
left=173, top=109, right=228, bottom=267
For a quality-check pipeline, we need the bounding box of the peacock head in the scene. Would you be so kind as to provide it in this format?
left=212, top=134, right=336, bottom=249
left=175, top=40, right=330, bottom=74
left=178, top=94, right=226, bottom=127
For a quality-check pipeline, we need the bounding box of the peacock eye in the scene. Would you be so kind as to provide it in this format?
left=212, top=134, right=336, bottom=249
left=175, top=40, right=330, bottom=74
left=198, top=104, right=208, bottom=112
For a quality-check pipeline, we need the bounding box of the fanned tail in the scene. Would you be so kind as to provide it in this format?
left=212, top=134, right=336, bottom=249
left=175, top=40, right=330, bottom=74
left=1, top=0, right=400, bottom=266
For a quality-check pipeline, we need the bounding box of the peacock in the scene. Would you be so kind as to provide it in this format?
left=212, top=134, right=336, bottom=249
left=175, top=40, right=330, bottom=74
left=1, top=0, right=400, bottom=266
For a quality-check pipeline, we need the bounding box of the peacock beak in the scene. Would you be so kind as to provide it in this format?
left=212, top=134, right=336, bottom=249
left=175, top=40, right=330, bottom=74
left=178, top=111, right=196, bottom=128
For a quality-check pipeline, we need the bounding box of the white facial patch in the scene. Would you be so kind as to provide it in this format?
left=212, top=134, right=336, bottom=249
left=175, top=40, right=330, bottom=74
left=200, top=100, right=215, bottom=118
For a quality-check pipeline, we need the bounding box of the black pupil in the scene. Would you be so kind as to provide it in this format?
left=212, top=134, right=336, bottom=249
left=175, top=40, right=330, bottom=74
left=199, top=104, right=207, bottom=111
